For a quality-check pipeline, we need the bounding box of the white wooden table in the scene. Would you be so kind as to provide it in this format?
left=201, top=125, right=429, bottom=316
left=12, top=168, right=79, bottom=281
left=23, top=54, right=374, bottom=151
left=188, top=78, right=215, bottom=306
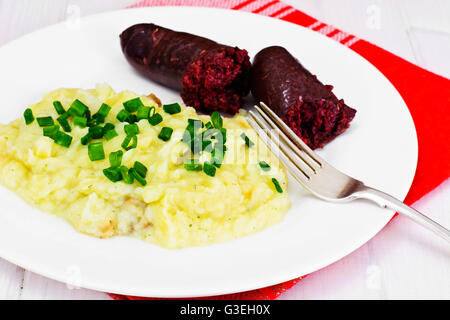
left=0, top=0, right=449, bottom=300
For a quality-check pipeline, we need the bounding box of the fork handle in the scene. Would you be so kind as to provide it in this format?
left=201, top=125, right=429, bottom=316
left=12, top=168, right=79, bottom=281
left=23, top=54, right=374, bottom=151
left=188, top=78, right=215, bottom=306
left=358, top=187, right=450, bottom=242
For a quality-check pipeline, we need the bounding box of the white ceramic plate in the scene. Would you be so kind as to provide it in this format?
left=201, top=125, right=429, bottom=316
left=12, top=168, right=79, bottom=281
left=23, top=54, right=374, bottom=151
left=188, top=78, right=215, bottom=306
left=0, top=7, right=417, bottom=298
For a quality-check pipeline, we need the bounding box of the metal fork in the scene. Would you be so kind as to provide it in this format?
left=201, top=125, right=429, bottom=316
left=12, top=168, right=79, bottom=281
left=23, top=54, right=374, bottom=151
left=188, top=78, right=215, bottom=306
left=247, top=102, right=450, bottom=242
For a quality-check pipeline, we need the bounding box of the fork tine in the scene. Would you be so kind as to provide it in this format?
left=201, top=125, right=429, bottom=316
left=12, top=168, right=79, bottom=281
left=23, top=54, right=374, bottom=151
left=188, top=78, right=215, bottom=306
left=257, top=102, right=323, bottom=168
left=252, top=107, right=319, bottom=174
left=251, top=105, right=321, bottom=173
left=247, top=111, right=311, bottom=184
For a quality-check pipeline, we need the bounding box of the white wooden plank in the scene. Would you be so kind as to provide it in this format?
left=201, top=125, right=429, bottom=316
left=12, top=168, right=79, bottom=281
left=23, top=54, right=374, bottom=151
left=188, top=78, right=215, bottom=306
left=369, top=179, right=450, bottom=299
left=0, top=258, right=24, bottom=299
left=283, top=0, right=417, bottom=63
left=0, top=0, right=69, bottom=46
left=21, top=271, right=111, bottom=300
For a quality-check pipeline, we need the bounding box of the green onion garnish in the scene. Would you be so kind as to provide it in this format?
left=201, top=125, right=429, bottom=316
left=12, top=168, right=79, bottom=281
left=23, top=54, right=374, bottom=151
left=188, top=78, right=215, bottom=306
left=88, top=142, right=105, bottom=161
left=24, top=108, right=34, bottom=125
left=204, top=121, right=213, bottom=130
left=102, top=123, right=115, bottom=133
left=121, top=135, right=137, bottom=151
left=73, top=116, right=87, bottom=128
left=104, top=129, right=118, bottom=141
left=124, top=123, right=139, bottom=136
left=202, top=140, right=212, bottom=151
left=68, top=99, right=89, bottom=117
left=52, top=101, right=66, bottom=115
left=88, top=126, right=103, bottom=139
left=184, top=159, right=202, bottom=171
left=271, top=178, right=283, bottom=193
left=129, top=168, right=146, bottom=186
left=211, top=111, right=223, bottom=129
left=109, top=150, right=123, bottom=168
left=240, top=133, right=254, bottom=147
left=57, top=113, right=71, bottom=132
left=203, top=162, right=216, bottom=177
left=80, top=132, right=92, bottom=145
left=127, top=114, right=138, bottom=124
left=43, top=125, right=60, bottom=140
left=136, top=105, right=151, bottom=120
left=119, top=166, right=134, bottom=184
left=133, top=161, right=147, bottom=178
left=116, top=109, right=131, bottom=122
left=148, top=113, right=163, bottom=126
left=259, top=161, right=271, bottom=171
left=93, top=103, right=111, bottom=121
left=188, top=118, right=204, bottom=128
left=36, top=116, right=54, bottom=127
left=163, top=103, right=181, bottom=114
left=158, top=127, right=173, bottom=141
left=54, top=131, right=72, bottom=148
left=103, top=167, right=122, bottom=183
left=211, top=148, right=224, bottom=168
left=123, top=97, right=143, bottom=113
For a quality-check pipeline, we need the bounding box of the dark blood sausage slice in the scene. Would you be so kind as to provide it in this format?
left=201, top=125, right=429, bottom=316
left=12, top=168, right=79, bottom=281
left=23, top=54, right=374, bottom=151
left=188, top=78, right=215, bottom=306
left=120, top=23, right=251, bottom=114
left=251, top=46, right=356, bottom=149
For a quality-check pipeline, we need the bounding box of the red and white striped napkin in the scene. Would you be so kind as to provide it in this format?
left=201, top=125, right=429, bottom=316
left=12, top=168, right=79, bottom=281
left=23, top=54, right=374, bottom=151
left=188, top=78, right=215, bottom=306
left=110, top=0, right=450, bottom=300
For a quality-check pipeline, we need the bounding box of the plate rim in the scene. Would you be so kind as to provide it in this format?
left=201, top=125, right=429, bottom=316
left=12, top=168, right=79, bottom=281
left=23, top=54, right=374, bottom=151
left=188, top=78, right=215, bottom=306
left=0, top=6, right=418, bottom=298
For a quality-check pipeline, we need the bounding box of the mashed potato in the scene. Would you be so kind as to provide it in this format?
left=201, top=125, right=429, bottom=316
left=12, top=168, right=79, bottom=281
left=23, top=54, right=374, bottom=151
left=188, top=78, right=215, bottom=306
left=0, top=84, right=290, bottom=248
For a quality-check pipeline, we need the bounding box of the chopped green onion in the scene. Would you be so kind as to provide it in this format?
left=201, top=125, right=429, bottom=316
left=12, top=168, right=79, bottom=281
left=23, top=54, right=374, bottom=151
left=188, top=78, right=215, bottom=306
left=88, top=142, right=105, bottom=161
left=271, top=178, right=283, bottom=193
left=127, top=114, right=138, bottom=124
left=259, top=161, right=271, bottom=171
left=188, top=119, right=204, bottom=128
left=129, top=168, right=146, bottom=186
left=80, top=132, right=92, bottom=145
left=203, top=162, right=216, bottom=177
left=133, top=161, right=147, bottom=178
left=68, top=99, right=89, bottom=117
left=211, top=148, right=224, bottom=168
left=123, top=97, right=144, bottom=113
left=202, top=140, right=212, bottom=151
left=102, top=123, right=115, bottom=133
left=36, top=116, right=54, bottom=127
left=87, top=118, right=100, bottom=127
left=219, top=128, right=227, bottom=144
left=104, top=129, right=118, bottom=141
left=184, top=159, right=202, bottom=171
left=93, top=103, right=111, bottom=121
left=240, top=133, right=254, bottom=147
left=85, top=109, right=91, bottom=121
left=116, top=109, right=131, bottom=122
left=103, top=167, right=122, bottom=182
left=57, top=114, right=71, bottom=132
left=43, top=125, right=60, bottom=139
left=52, top=101, right=65, bottom=115
left=136, top=105, right=151, bottom=120
left=73, top=116, right=87, bottom=128
left=204, top=121, right=213, bottom=130
left=211, top=111, right=223, bottom=129
left=148, top=113, right=163, bottom=126
left=24, top=108, right=34, bottom=125
left=163, top=103, right=181, bottom=114
left=201, top=128, right=216, bottom=140
left=109, top=150, right=123, bottom=168
left=88, top=126, right=103, bottom=139
left=119, top=166, right=134, bottom=184
left=158, top=127, right=173, bottom=141
left=121, top=135, right=137, bottom=151
left=124, top=123, right=139, bottom=136
left=54, top=131, right=72, bottom=148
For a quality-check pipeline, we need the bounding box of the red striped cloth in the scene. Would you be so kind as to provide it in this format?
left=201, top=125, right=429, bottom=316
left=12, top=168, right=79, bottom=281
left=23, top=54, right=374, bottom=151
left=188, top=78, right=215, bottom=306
left=111, top=0, right=450, bottom=300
